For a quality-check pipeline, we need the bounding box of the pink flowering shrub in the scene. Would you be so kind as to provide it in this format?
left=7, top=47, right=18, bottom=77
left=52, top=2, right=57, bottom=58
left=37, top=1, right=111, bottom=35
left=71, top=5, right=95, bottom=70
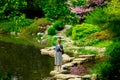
left=70, top=65, right=87, bottom=75
left=67, top=0, right=106, bottom=22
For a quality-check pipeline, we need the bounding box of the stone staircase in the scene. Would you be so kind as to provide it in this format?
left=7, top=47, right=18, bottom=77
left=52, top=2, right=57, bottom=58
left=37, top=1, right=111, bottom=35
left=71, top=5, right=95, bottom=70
left=40, top=25, right=104, bottom=80
left=50, top=54, right=96, bottom=80
left=41, top=47, right=97, bottom=80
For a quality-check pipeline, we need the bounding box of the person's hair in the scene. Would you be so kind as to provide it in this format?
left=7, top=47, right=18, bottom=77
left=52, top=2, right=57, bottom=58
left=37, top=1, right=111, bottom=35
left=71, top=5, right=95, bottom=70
left=57, top=38, right=61, bottom=44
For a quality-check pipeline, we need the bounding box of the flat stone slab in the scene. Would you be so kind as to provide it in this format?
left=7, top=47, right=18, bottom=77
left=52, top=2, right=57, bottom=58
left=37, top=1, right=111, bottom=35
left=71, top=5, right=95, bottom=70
left=50, top=70, right=68, bottom=76
left=62, top=63, right=73, bottom=69
left=54, top=74, right=81, bottom=80
left=79, top=54, right=95, bottom=58
left=71, top=60, right=83, bottom=64
left=68, top=78, right=82, bottom=80
left=74, top=58, right=87, bottom=61
left=62, top=54, right=74, bottom=63
left=82, top=74, right=91, bottom=78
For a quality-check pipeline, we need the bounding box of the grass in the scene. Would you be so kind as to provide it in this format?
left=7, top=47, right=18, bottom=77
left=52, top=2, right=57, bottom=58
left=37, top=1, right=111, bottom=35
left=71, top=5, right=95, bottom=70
left=77, top=48, right=98, bottom=55
left=93, top=40, right=113, bottom=48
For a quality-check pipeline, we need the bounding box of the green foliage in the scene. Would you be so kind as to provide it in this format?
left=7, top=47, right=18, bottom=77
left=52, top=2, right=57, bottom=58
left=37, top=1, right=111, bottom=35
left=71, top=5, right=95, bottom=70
left=106, top=0, right=120, bottom=17
left=72, top=23, right=101, bottom=40
left=85, top=0, right=120, bottom=36
left=0, top=21, right=15, bottom=33
left=66, top=27, right=73, bottom=37
left=77, top=48, right=98, bottom=55
left=94, top=40, right=113, bottom=47
left=51, top=37, right=57, bottom=46
left=21, top=18, right=51, bottom=35
left=35, top=18, right=52, bottom=27
left=90, top=29, right=116, bottom=40
left=47, top=27, right=57, bottom=36
left=90, top=62, right=111, bottom=80
left=43, top=0, right=79, bottom=24
left=52, top=21, right=64, bottom=31
left=85, top=7, right=107, bottom=25
left=70, top=0, right=87, bottom=7
left=74, top=38, right=99, bottom=46
left=0, top=0, right=27, bottom=20
left=106, top=41, right=120, bottom=67
left=0, top=18, right=33, bottom=33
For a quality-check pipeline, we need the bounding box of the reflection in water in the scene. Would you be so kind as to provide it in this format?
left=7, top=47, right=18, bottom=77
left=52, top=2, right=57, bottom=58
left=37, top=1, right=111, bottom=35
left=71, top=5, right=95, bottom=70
left=0, top=41, right=54, bottom=80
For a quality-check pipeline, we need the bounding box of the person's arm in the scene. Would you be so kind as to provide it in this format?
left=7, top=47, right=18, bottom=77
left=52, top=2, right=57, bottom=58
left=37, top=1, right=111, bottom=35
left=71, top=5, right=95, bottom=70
left=58, top=45, right=63, bottom=51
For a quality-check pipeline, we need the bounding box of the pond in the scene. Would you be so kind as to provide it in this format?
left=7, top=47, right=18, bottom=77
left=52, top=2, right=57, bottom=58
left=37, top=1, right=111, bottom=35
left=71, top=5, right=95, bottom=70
left=0, top=35, right=54, bottom=80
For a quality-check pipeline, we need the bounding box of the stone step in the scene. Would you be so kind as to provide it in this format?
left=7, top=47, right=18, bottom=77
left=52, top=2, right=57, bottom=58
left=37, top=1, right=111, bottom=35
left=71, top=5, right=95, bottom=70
left=79, top=54, right=95, bottom=58
left=71, top=58, right=87, bottom=64
left=79, top=54, right=95, bottom=61
left=53, top=74, right=92, bottom=80
left=62, top=63, right=73, bottom=69
left=54, top=74, right=81, bottom=80
left=50, top=70, right=68, bottom=76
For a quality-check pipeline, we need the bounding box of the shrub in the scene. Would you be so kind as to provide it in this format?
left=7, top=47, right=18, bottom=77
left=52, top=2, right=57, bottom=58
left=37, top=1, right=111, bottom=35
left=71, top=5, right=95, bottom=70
left=66, top=27, right=73, bottom=37
left=90, top=29, right=116, bottom=40
left=94, top=40, right=113, bottom=47
left=77, top=48, right=98, bottom=55
left=21, top=24, right=38, bottom=35
left=85, top=0, right=120, bottom=36
left=72, top=23, right=101, bottom=40
left=51, top=37, right=57, bottom=46
left=0, top=21, right=15, bottom=33
left=34, top=18, right=52, bottom=27
left=89, top=62, right=111, bottom=80
left=47, top=27, right=57, bottom=35
left=74, top=38, right=99, bottom=46
left=84, top=7, right=107, bottom=25
left=52, top=21, right=64, bottom=31
left=21, top=18, right=51, bottom=35
left=105, top=41, right=120, bottom=80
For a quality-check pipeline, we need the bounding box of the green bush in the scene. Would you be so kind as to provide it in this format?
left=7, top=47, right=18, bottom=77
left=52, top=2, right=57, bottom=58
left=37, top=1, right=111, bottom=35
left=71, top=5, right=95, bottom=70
left=85, top=1, right=120, bottom=36
left=52, top=21, right=64, bottom=31
left=72, top=23, right=101, bottom=40
left=0, top=18, right=33, bottom=33
left=70, top=0, right=87, bottom=7
left=34, top=18, right=52, bottom=27
left=74, top=38, right=99, bottom=46
left=47, top=27, right=57, bottom=35
left=94, top=40, right=113, bottom=47
left=66, top=27, right=73, bottom=37
left=77, top=48, right=98, bottom=55
left=90, top=62, right=111, bottom=80
left=106, top=41, right=120, bottom=80
left=51, top=37, right=57, bottom=46
left=21, top=18, right=51, bottom=35
left=0, top=21, right=15, bottom=33
left=91, top=29, right=116, bottom=40
left=84, top=7, right=107, bottom=25
left=22, top=25, right=38, bottom=35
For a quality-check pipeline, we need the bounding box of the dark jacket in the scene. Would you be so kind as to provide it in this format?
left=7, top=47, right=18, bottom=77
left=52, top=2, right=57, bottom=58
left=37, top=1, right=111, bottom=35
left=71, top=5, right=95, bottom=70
left=55, top=44, right=64, bottom=54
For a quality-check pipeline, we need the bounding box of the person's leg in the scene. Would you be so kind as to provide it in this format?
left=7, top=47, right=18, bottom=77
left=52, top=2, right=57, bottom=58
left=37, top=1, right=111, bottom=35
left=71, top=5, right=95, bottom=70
left=60, top=65, right=62, bottom=71
left=58, top=65, right=62, bottom=71
left=56, top=65, right=58, bottom=71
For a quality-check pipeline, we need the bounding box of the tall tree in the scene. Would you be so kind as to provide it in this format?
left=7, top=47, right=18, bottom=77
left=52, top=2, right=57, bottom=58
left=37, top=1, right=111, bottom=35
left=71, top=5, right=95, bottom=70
left=0, top=0, right=27, bottom=20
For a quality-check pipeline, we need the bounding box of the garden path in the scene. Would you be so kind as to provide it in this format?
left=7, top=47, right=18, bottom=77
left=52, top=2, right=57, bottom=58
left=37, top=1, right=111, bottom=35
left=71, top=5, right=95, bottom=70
left=41, top=25, right=106, bottom=80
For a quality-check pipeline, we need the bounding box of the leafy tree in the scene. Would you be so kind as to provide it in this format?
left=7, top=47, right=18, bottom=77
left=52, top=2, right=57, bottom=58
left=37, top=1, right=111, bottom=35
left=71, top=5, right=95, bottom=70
left=0, top=0, right=27, bottom=20
left=43, top=0, right=79, bottom=24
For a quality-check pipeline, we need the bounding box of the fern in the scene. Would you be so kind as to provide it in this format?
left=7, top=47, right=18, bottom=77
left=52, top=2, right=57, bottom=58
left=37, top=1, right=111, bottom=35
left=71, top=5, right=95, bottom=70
left=84, top=7, right=107, bottom=25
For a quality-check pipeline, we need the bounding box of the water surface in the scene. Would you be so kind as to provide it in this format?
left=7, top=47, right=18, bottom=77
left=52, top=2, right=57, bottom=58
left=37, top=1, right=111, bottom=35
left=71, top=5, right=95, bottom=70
left=0, top=36, right=54, bottom=80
